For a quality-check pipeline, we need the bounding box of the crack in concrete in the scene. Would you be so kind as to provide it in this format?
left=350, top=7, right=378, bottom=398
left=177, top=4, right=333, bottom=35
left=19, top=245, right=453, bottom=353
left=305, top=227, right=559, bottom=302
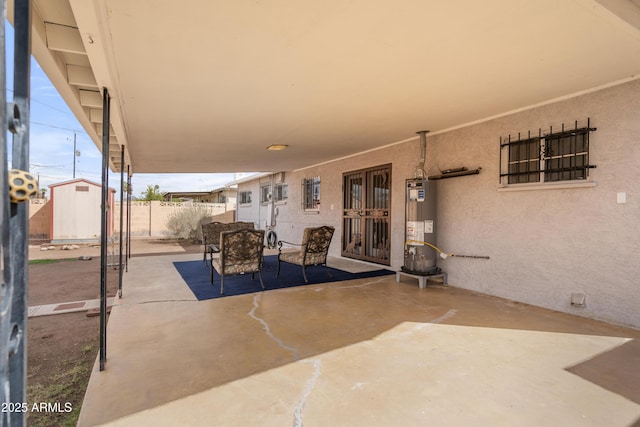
left=430, top=309, right=458, bottom=324
left=249, top=294, right=299, bottom=360
left=384, top=309, right=459, bottom=340
left=336, top=277, right=388, bottom=289
left=293, top=359, right=322, bottom=427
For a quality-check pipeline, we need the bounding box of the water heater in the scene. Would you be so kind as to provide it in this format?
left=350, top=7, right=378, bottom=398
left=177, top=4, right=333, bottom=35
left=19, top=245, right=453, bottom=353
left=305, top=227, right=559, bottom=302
left=402, top=179, right=440, bottom=275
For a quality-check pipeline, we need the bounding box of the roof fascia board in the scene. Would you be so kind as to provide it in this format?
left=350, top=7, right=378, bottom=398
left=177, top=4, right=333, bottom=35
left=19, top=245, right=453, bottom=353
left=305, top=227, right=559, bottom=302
left=68, top=0, right=132, bottom=173
left=590, top=0, right=640, bottom=40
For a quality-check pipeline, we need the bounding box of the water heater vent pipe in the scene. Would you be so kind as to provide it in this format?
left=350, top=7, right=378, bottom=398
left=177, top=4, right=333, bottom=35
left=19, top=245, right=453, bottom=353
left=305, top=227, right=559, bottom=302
left=415, top=130, right=429, bottom=179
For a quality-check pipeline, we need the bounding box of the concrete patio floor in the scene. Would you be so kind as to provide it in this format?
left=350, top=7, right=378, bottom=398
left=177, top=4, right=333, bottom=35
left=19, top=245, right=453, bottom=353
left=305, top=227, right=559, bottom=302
left=77, top=251, right=640, bottom=426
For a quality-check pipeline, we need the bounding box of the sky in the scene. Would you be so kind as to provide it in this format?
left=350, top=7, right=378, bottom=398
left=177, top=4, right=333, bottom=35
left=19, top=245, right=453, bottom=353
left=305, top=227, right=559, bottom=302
left=5, top=22, right=251, bottom=198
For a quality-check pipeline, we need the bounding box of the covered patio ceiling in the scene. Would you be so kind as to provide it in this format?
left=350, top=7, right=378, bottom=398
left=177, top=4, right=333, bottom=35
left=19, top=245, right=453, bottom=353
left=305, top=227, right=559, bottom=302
left=11, top=0, right=640, bottom=174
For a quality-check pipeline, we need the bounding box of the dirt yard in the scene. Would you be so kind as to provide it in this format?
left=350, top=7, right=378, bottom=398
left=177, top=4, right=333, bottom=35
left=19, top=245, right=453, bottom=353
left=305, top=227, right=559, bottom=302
left=25, top=239, right=200, bottom=426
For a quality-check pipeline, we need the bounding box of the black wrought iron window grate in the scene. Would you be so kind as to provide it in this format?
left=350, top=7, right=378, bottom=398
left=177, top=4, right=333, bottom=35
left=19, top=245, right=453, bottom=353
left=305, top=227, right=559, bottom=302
left=302, top=176, right=321, bottom=210
left=274, top=183, right=288, bottom=202
left=500, top=119, right=596, bottom=185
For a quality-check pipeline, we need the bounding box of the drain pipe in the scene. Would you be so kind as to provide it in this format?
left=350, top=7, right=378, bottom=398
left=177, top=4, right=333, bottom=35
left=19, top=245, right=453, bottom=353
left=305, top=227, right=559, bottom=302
left=415, top=130, right=429, bottom=179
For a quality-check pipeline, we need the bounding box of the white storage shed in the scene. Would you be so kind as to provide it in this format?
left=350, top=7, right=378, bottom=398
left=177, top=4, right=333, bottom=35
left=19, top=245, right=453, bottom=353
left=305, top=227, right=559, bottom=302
left=49, top=178, right=115, bottom=243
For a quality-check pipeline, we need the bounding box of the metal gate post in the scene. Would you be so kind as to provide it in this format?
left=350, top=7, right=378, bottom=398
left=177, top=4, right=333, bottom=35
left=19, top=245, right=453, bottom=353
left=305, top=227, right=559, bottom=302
left=0, top=12, right=11, bottom=421
left=1, top=1, right=32, bottom=425
left=0, top=4, right=14, bottom=426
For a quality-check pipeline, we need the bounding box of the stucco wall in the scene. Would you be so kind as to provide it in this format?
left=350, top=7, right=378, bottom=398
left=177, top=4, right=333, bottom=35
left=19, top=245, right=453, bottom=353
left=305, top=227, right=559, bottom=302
left=237, top=79, right=640, bottom=328
left=28, top=199, right=51, bottom=240
left=237, top=150, right=417, bottom=266
left=236, top=176, right=274, bottom=230
left=114, top=201, right=234, bottom=236
left=42, top=190, right=234, bottom=241
left=431, top=79, right=640, bottom=329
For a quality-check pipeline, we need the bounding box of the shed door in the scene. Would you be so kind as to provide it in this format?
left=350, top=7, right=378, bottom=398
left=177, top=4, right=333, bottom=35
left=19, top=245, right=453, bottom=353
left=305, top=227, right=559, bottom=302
left=342, top=164, right=391, bottom=265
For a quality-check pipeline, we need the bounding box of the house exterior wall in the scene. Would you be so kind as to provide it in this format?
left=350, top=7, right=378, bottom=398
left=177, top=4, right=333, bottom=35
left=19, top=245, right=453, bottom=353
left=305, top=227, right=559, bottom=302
left=236, top=176, right=276, bottom=230
left=211, top=189, right=237, bottom=204
left=237, top=151, right=417, bottom=266
left=237, top=79, right=640, bottom=328
left=432, top=79, right=640, bottom=329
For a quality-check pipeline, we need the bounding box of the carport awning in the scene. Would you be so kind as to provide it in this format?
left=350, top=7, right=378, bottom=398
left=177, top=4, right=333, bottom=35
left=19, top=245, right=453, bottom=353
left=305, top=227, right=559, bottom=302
left=11, top=0, right=640, bottom=174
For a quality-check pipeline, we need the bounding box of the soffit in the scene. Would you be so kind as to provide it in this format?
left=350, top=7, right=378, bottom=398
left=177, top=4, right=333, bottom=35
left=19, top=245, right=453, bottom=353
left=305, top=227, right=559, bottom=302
left=12, top=0, right=640, bottom=174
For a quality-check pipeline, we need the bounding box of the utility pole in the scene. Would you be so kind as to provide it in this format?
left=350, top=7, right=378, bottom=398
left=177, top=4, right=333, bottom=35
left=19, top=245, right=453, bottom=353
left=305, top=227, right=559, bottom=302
left=72, top=132, right=77, bottom=178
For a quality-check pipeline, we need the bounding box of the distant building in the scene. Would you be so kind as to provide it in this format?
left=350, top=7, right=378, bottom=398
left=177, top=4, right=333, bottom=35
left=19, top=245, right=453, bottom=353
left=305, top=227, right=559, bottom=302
left=163, top=191, right=214, bottom=203
left=163, top=186, right=237, bottom=204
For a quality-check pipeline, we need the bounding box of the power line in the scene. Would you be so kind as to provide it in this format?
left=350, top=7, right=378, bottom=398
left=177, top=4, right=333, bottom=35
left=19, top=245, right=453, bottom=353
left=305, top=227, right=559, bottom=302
left=30, top=120, right=85, bottom=133
left=6, top=88, right=75, bottom=116
left=5, top=90, right=86, bottom=133
left=30, top=163, right=73, bottom=169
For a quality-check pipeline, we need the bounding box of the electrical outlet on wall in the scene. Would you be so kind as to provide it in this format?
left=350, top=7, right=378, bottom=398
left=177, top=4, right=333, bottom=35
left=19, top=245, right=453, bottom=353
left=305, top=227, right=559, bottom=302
left=617, top=192, right=626, bottom=204
left=571, top=293, right=586, bottom=307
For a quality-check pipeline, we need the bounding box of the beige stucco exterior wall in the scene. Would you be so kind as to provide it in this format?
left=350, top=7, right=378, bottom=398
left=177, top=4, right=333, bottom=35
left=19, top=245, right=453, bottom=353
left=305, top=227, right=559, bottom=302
left=236, top=176, right=280, bottom=231
left=39, top=191, right=234, bottom=241
left=430, top=79, right=640, bottom=329
left=28, top=199, right=51, bottom=240
left=114, top=201, right=234, bottom=236
left=238, top=79, right=640, bottom=328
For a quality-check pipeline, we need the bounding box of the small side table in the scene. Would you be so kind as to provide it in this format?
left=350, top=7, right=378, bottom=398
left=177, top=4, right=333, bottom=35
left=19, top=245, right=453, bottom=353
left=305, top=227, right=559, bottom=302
left=396, top=270, right=447, bottom=289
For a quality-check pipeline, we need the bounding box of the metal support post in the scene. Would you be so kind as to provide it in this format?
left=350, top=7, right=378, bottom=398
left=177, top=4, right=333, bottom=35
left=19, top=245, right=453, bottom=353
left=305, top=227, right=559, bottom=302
left=118, top=146, right=124, bottom=297
left=99, top=88, right=111, bottom=371
left=126, top=166, right=131, bottom=271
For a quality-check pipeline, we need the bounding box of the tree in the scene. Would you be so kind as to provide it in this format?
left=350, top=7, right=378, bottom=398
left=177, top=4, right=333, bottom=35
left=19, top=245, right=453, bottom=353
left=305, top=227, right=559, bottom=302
left=140, top=184, right=165, bottom=201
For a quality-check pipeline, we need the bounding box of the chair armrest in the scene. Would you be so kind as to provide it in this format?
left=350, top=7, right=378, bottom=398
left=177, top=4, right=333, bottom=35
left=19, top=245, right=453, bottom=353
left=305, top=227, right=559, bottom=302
left=277, top=240, right=302, bottom=253
left=277, top=240, right=302, bottom=247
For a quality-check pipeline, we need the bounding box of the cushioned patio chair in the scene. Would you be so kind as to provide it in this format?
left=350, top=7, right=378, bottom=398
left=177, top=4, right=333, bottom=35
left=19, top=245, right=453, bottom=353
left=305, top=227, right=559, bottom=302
left=201, top=221, right=222, bottom=264
left=211, top=228, right=265, bottom=295
left=202, top=221, right=255, bottom=264
left=277, top=226, right=335, bottom=283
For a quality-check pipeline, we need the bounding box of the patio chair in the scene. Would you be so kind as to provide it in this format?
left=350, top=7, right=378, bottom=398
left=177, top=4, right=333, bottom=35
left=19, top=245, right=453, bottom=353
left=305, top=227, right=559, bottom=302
left=202, top=221, right=255, bottom=264
left=201, top=221, right=222, bottom=264
left=277, top=226, right=335, bottom=283
left=211, top=229, right=265, bottom=295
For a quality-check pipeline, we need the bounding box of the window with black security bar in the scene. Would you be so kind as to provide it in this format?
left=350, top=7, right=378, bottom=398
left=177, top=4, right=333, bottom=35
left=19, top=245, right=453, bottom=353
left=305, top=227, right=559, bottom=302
left=274, top=183, right=288, bottom=202
left=544, top=130, right=590, bottom=182
left=506, top=136, right=541, bottom=184
left=302, top=177, right=320, bottom=211
left=260, top=183, right=271, bottom=204
left=500, top=119, right=596, bottom=185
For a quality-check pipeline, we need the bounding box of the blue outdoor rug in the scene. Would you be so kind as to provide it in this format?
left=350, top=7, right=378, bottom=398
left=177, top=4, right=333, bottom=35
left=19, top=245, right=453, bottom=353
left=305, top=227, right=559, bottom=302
left=174, top=255, right=395, bottom=300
